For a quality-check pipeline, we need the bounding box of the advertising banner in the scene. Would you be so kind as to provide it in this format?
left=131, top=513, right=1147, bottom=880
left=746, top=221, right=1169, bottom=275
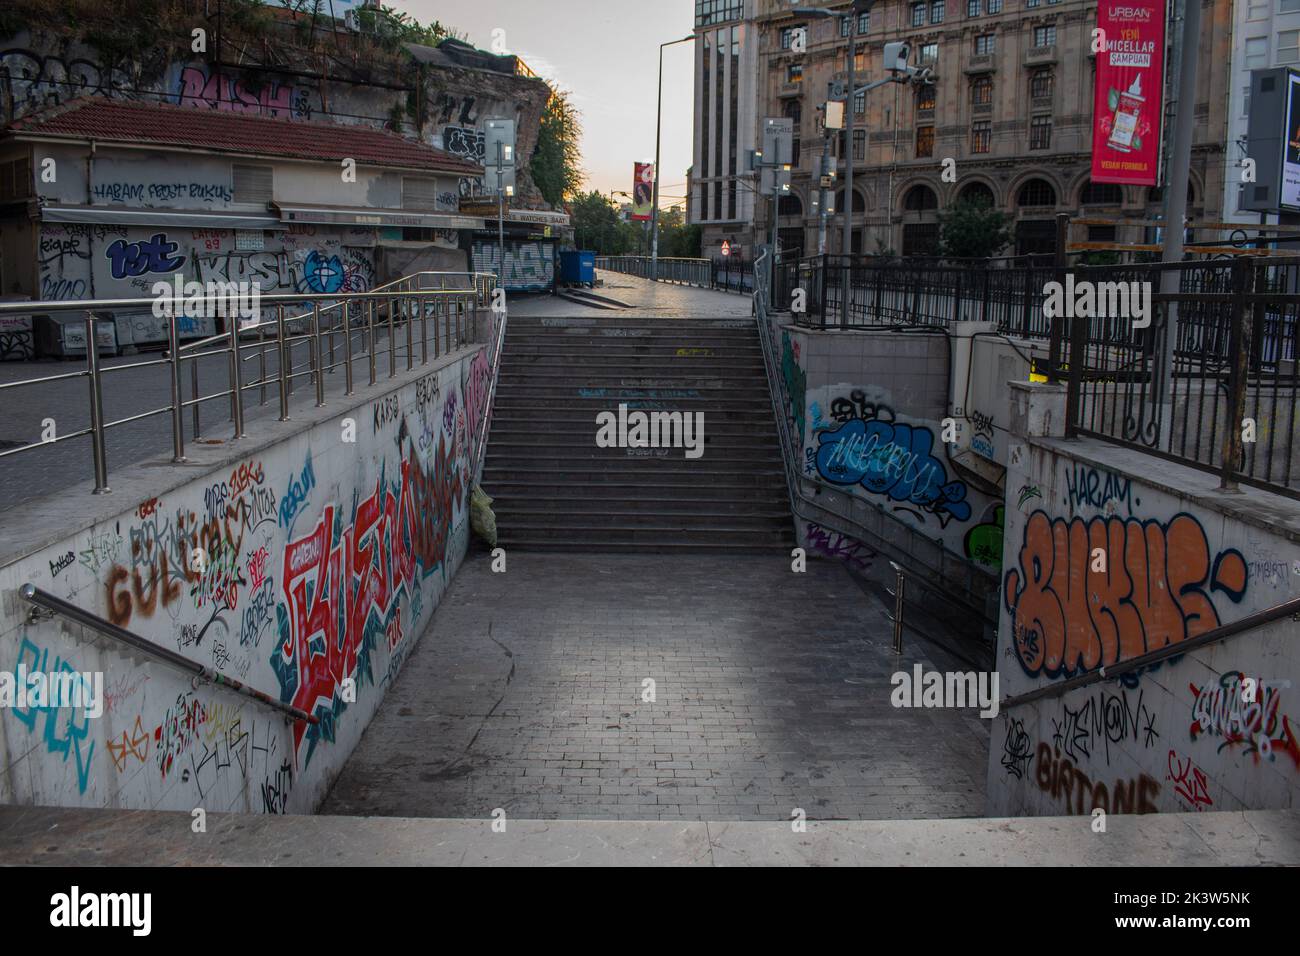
left=631, top=163, right=654, bottom=221
left=1282, top=71, right=1300, bottom=209
left=1091, top=0, right=1166, bottom=186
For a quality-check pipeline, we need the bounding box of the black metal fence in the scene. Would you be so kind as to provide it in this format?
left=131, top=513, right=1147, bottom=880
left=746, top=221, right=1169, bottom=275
left=594, top=255, right=753, bottom=294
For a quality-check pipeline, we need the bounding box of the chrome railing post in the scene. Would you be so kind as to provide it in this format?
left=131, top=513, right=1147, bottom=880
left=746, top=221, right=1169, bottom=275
left=344, top=301, right=354, bottom=396
left=313, top=303, right=325, bottom=407
left=191, top=358, right=201, bottom=439
left=258, top=321, right=267, bottom=406
left=167, top=314, right=185, bottom=463
left=85, top=312, right=110, bottom=493
left=367, top=300, right=376, bottom=386
left=420, top=294, right=428, bottom=364
left=277, top=306, right=290, bottom=421
left=229, top=316, right=245, bottom=439
left=388, top=297, right=396, bottom=378
left=434, top=297, right=441, bottom=359
left=406, top=295, right=414, bottom=371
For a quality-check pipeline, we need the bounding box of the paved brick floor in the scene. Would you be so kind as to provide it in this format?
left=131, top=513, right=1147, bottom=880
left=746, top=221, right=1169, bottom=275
left=322, top=550, right=990, bottom=822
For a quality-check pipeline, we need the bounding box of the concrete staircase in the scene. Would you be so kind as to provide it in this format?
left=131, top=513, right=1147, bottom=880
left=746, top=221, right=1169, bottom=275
left=482, top=315, right=794, bottom=552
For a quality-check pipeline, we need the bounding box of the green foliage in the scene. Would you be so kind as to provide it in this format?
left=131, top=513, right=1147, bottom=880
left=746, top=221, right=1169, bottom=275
left=656, top=207, right=701, bottom=258
left=937, top=197, right=1012, bottom=259
left=569, top=191, right=629, bottom=254
left=355, top=4, right=460, bottom=46
left=532, top=87, right=585, bottom=206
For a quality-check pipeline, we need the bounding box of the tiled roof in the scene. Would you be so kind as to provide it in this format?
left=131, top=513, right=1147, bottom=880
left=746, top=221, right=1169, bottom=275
left=6, top=98, right=483, bottom=175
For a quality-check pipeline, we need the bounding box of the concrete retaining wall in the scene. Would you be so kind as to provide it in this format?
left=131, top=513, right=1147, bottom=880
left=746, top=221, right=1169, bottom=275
left=0, top=346, right=492, bottom=814
left=987, top=383, right=1300, bottom=817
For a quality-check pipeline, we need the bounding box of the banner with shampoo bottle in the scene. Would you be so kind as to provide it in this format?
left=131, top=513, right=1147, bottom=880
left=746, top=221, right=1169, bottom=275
left=1091, top=0, right=1166, bottom=186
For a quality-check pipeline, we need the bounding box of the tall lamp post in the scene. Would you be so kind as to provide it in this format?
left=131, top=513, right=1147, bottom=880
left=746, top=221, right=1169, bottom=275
left=651, top=34, right=696, bottom=281
left=793, top=1, right=874, bottom=259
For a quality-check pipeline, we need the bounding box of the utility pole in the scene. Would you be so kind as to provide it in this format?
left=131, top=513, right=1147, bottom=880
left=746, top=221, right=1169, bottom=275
left=651, top=34, right=695, bottom=281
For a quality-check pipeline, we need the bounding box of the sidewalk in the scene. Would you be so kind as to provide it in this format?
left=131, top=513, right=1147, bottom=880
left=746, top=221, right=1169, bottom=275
left=0, top=804, right=1293, bottom=866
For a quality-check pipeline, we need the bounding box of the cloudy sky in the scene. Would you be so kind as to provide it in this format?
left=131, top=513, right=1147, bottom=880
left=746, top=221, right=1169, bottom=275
left=401, top=0, right=696, bottom=208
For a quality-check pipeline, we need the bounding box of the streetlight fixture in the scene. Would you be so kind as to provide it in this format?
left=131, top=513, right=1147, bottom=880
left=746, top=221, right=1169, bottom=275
left=651, top=34, right=696, bottom=281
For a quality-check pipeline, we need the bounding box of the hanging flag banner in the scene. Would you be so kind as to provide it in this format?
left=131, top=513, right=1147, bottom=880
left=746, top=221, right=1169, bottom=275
left=631, top=163, right=654, bottom=221
left=1091, top=0, right=1166, bottom=186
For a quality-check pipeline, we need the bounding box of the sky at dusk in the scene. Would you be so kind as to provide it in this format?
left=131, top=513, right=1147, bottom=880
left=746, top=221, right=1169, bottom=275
left=400, top=0, right=696, bottom=208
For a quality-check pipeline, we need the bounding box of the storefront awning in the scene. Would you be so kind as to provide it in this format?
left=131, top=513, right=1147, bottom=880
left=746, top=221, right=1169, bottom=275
left=40, top=204, right=284, bottom=230
left=273, top=203, right=486, bottom=230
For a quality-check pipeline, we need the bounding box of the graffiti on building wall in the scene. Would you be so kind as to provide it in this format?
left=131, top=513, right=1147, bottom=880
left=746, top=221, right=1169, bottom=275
left=964, top=505, right=1004, bottom=569
left=781, top=332, right=806, bottom=447
left=1187, top=671, right=1300, bottom=768
left=1004, top=511, right=1248, bottom=681
left=1001, top=717, right=1034, bottom=778
left=177, top=65, right=317, bottom=120
left=471, top=240, right=553, bottom=291
left=9, top=637, right=96, bottom=794
left=273, top=420, right=466, bottom=764
left=1034, top=742, right=1161, bottom=815
left=0, top=47, right=153, bottom=122
left=443, top=125, right=485, bottom=162
left=812, top=393, right=971, bottom=528
left=1166, top=749, right=1214, bottom=810
left=805, top=523, right=871, bottom=571
left=1050, top=685, right=1159, bottom=766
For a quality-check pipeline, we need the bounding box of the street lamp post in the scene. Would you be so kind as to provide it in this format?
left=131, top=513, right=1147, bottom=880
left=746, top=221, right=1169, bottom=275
left=651, top=34, right=695, bottom=282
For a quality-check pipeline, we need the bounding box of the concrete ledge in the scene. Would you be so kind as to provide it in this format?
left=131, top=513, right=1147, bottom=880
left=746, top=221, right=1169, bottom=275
left=0, top=805, right=1295, bottom=866
left=1032, top=435, right=1300, bottom=543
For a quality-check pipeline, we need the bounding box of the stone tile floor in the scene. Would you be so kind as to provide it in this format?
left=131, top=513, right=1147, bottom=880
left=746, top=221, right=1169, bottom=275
left=322, top=549, right=989, bottom=822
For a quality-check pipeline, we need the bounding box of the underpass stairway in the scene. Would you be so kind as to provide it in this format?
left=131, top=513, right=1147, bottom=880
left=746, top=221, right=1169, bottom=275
left=482, top=315, right=794, bottom=552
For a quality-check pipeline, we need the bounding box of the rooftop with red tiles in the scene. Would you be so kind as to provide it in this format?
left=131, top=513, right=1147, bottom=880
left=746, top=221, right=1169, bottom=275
left=5, top=97, right=483, bottom=175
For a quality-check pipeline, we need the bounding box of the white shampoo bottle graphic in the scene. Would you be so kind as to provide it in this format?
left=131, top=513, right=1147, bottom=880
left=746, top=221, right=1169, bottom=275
left=1107, top=74, right=1144, bottom=153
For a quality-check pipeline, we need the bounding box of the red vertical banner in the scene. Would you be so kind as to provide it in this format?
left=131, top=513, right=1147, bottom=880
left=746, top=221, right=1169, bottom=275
left=1092, top=0, right=1167, bottom=186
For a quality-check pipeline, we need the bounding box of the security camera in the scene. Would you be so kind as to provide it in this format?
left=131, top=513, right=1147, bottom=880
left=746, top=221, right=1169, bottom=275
left=882, top=41, right=910, bottom=74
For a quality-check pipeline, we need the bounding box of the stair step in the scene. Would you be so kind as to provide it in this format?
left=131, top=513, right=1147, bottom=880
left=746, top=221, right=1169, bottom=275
left=495, top=539, right=793, bottom=554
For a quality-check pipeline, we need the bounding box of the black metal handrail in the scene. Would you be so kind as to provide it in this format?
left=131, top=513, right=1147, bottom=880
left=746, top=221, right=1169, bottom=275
left=19, top=583, right=318, bottom=724
left=999, top=595, right=1300, bottom=711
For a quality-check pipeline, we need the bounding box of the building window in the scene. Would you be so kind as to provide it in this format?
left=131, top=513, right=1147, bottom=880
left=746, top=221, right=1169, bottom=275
left=1080, top=180, right=1124, bottom=205
left=904, top=184, right=939, bottom=211
left=916, top=125, right=935, bottom=157
left=1281, top=30, right=1300, bottom=64
left=402, top=176, right=440, bottom=210
left=0, top=156, right=32, bottom=201
left=854, top=90, right=866, bottom=114
left=853, top=129, right=866, bottom=161
left=912, top=3, right=927, bottom=26
left=1244, top=37, right=1268, bottom=69
left=917, top=83, right=937, bottom=111
left=1017, top=178, right=1057, bottom=207
left=858, top=11, right=870, bottom=32
left=1030, top=68, right=1054, bottom=99
left=1029, top=115, right=1051, bottom=149
left=971, top=120, right=991, bottom=153
left=840, top=15, right=851, bottom=36
left=931, top=0, right=945, bottom=22
left=921, top=42, right=938, bottom=62
left=975, top=33, right=995, bottom=55
left=968, top=0, right=980, bottom=15
left=1033, top=25, right=1056, bottom=47
left=988, top=0, right=1001, bottom=11
left=695, top=0, right=744, bottom=26
left=971, top=76, right=992, bottom=106
left=781, top=26, right=802, bottom=50
left=1026, top=0, right=1039, bottom=6
left=1283, top=0, right=1300, bottom=12
left=233, top=164, right=273, bottom=203
left=1247, top=0, right=1269, bottom=16
left=787, top=63, right=803, bottom=82
left=959, top=182, right=995, bottom=207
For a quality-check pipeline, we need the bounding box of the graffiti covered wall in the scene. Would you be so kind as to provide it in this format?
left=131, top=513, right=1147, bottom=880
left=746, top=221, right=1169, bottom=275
left=0, top=348, right=491, bottom=813
left=988, top=428, right=1300, bottom=817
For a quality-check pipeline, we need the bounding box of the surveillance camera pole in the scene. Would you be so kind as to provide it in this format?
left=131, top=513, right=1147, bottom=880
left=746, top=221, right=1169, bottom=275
left=496, top=141, right=505, bottom=282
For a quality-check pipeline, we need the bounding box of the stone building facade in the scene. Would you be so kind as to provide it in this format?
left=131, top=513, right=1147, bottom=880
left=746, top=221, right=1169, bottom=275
left=744, top=0, right=1234, bottom=259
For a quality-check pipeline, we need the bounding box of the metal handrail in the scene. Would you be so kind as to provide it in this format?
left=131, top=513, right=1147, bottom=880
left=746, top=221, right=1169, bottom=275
left=751, top=246, right=999, bottom=626
left=471, top=302, right=507, bottom=481
left=19, top=583, right=318, bottom=725
left=0, top=270, right=496, bottom=494
left=999, top=595, right=1300, bottom=710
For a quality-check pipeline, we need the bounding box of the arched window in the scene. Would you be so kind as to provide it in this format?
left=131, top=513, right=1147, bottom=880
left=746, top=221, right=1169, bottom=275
left=835, top=189, right=867, bottom=213
left=903, top=184, right=939, bottom=211
left=1079, top=180, right=1123, bottom=205
left=778, top=193, right=803, bottom=217
left=1017, top=178, right=1056, bottom=208
left=958, top=182, right=995, bottom=208
left=1147, top=183, right=1196, bottom=204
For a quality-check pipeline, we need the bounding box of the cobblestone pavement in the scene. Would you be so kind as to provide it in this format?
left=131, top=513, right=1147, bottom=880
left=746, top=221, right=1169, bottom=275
left=321, top=550, right=990, bottom=822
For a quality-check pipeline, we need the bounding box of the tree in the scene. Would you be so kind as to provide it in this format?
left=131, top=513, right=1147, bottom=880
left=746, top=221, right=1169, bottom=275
left=937, top=198, right=1012, bottom=259
left=570, top=191, right=627, bottom=254
left=532, top=86, right=585, bottom=207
